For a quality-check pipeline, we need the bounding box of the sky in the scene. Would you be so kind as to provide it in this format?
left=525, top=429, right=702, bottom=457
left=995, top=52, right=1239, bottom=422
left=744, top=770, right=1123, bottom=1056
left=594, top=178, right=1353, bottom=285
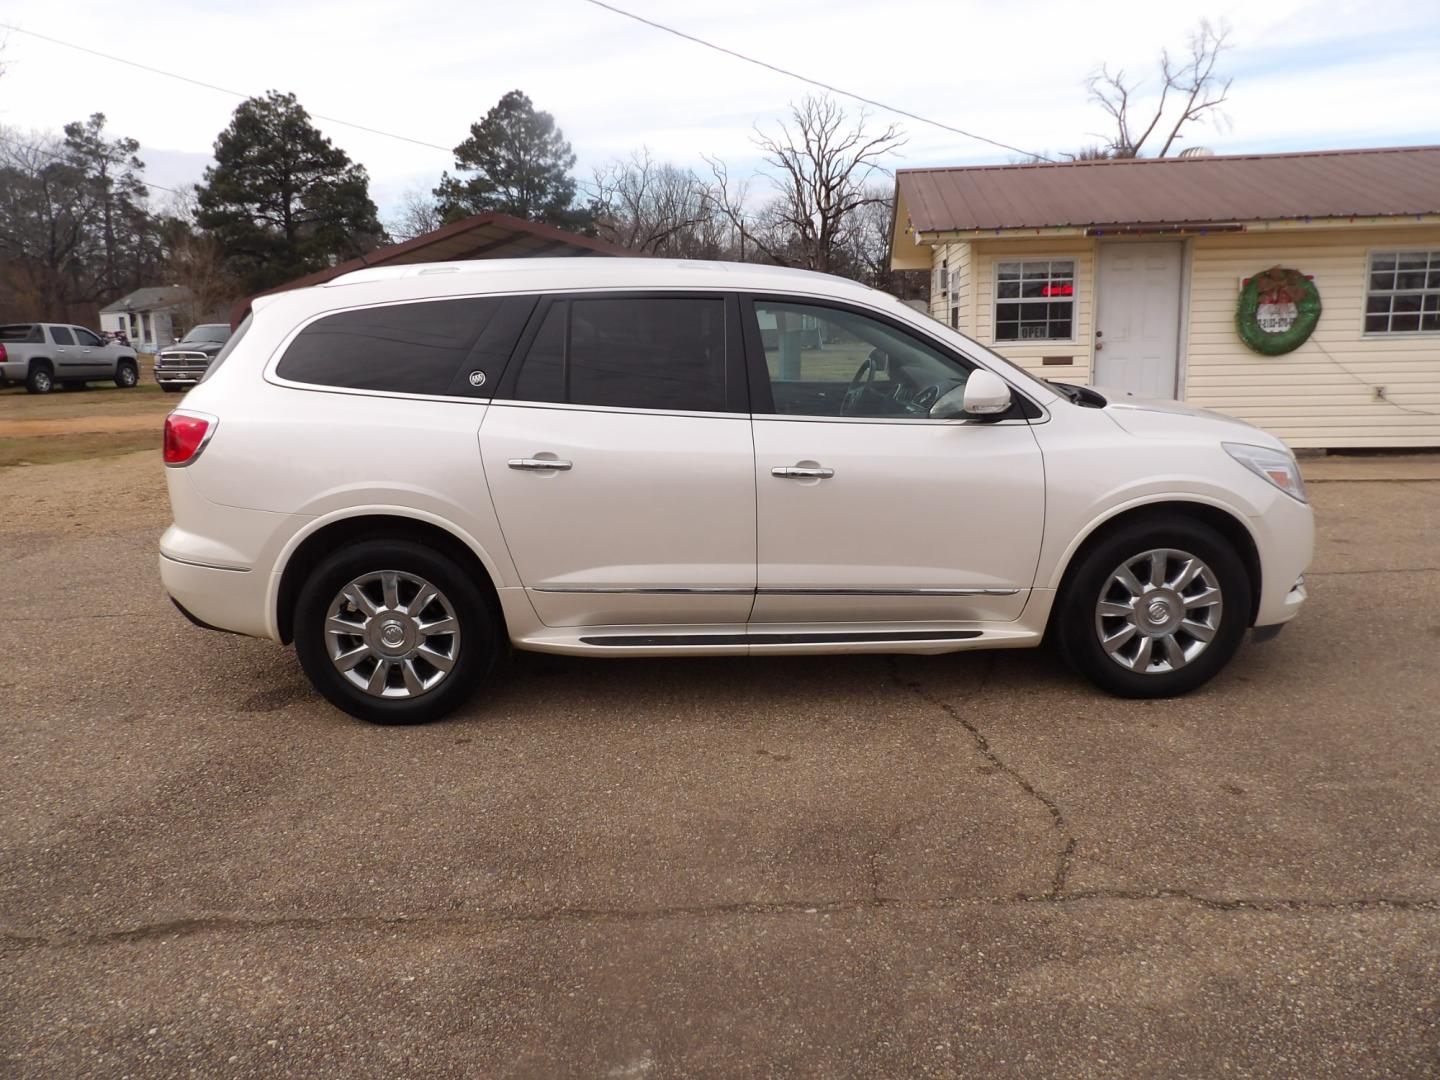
left=1, top=0, right=1438, bottom=224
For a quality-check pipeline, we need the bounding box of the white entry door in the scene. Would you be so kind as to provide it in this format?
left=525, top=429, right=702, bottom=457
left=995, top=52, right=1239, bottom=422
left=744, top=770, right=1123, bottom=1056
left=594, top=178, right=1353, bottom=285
left=1095, top=242, right=1183, bottom=398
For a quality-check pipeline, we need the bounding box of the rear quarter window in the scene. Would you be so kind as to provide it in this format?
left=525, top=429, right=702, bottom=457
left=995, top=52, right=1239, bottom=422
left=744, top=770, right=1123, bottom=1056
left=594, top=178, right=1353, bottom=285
left=0, top=325, right=42, bottom=343
left=275, top=296, right=534, bottom=397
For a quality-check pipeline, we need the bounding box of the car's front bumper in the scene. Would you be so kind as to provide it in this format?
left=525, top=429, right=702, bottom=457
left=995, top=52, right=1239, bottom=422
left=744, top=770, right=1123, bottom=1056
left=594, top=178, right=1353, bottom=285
left=154, top=365, right=208, bottom=386
left=1249, top=491, right=1314, bottom=628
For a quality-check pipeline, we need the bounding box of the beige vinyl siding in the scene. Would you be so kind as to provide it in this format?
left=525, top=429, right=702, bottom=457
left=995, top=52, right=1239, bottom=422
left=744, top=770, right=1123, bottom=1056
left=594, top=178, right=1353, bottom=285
left=1183, top=226, right=1440, bottom=448
left=949, top=242, right=973, bottom=334
left=971, top=238, right=1095, bottom=381
left=929, top=241, right=969, bottom=324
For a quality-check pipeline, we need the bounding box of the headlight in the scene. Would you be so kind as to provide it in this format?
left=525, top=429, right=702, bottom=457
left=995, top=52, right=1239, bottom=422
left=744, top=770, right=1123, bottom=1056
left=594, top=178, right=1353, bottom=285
left=1224, top=442, right=1308, bottom=503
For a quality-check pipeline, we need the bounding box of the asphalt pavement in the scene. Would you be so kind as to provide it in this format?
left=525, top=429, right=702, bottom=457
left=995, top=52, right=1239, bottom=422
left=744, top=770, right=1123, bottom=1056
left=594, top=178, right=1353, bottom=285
left=1, top=452, right=1437, bottom=1078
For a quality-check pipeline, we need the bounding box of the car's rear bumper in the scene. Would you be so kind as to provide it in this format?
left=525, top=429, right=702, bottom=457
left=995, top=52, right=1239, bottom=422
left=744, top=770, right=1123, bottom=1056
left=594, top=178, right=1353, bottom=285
left=160, top=552, right=272, bottom=638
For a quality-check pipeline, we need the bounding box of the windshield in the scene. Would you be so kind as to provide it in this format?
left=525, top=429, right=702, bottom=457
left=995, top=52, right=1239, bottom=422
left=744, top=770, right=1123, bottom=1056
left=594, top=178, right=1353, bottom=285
left=182, top=324, right=230, bottom=344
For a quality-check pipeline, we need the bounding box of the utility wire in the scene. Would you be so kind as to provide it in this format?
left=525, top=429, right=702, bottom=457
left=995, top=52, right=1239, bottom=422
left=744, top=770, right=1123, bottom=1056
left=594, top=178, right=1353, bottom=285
left=0, top=132, right=193, bottom=199
left=579, top=0, right=1054, bottom=162
left=0, top=23, right=454, bottom=154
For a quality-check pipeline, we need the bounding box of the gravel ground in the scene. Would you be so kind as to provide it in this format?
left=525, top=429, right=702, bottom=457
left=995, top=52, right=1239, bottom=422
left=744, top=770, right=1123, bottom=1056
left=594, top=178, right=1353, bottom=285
left=1, top=451, right=1438, bottom=1078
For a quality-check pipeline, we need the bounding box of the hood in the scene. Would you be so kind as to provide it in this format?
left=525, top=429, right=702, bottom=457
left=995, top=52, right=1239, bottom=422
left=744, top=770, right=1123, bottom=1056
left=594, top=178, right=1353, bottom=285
left=160, top=340, right=224, bottom=357
left=1090, top=385, right=1289, bottom=452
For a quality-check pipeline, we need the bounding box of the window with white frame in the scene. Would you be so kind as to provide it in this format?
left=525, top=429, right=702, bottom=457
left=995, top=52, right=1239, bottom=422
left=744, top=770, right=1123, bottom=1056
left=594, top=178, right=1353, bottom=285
left=1366, top=251, right=1440, bottom=334
left=994, top=259, right=1075, bottom=341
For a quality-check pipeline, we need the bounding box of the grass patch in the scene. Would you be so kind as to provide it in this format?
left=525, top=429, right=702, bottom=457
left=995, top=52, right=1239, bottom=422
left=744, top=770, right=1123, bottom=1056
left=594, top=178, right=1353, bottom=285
left=0, top=428, right=160, bottom=469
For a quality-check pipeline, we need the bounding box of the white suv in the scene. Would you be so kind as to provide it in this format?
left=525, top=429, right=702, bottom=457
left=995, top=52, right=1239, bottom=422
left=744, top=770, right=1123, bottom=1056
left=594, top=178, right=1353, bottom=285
left=160, top=259, right=1313, bottom=724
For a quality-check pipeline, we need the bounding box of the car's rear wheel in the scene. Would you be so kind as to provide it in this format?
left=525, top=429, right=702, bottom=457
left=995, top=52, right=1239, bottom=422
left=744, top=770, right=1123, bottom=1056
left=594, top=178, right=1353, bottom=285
left=25, top=364, right=54, bottom=394
left=293, top=539, right=499, bottom=724
left=115, top=360, right=138, bottom=388
left=1056, top=517, right=1252, bottom=698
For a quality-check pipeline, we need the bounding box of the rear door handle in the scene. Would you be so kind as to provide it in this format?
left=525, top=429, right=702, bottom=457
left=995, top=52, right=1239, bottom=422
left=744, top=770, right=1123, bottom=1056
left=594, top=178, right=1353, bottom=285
left=772, top=465, right=834, bottom=479
left=508, top=457, right=573, bottom=471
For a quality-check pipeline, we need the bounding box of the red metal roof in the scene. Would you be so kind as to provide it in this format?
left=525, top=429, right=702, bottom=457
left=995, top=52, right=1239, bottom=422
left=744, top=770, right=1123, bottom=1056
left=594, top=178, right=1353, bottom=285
left=233, top=212, right=632, bottom=324
left=897, top=146, right=1440, bottom=233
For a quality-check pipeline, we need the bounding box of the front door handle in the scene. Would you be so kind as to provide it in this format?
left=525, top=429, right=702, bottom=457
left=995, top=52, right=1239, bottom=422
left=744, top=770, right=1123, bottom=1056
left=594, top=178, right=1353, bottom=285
left=772, top=465, right=834, bottom=479
left=508, top=457, right=573, bottom=471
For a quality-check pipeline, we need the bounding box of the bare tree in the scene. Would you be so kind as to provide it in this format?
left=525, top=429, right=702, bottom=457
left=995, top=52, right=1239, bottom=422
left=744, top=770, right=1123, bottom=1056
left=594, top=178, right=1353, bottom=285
left=158, top=190, right=238, bottom=324
left=1087, top=19, right=1232, bottom=158
left=707, top=96, right=905, bottom=273
left=386, top=188, right=443, bottom=243
left=588, top=149, right=727, bottom=258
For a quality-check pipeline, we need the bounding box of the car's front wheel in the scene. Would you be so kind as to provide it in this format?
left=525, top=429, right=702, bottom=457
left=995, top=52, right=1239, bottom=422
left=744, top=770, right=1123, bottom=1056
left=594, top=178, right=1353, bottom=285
left=114, top=360, right=138, bottom=388
left=1057, top=517, right=1252, bottom=698
left=293, top=539, right=500, bottom=724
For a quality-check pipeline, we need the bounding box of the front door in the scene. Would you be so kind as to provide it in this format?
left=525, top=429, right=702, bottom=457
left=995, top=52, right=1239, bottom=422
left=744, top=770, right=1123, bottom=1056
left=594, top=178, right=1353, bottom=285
left=743, top=297, right=1045, bottom=626
left=481, top=293, right=756, bottom=628
left=1094, top=241, right=1184, bottom=398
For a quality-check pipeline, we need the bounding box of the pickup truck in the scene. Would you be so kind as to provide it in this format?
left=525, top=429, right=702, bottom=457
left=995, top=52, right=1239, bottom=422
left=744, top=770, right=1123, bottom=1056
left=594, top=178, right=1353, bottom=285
left=153, top=324, right=232, bottom=392
left=0, top=323, right=140, bottom=394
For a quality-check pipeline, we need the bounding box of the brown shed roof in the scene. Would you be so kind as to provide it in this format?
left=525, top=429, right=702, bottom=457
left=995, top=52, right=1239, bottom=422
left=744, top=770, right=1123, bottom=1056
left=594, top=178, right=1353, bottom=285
left=234, top=212, right=632, bottom=324
left=897, top=146, right=1440, bottom=233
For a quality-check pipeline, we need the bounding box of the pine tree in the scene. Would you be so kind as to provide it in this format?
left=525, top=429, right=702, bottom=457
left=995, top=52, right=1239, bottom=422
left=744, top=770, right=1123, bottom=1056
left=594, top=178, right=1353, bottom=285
left=196, top=91, right=382, bottom=292
left=434, top=90, right=590, bottom=230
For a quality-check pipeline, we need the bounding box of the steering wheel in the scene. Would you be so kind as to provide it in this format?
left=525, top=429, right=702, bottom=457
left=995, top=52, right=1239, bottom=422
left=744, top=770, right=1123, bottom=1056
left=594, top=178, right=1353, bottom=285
left=911, top=384, right=941, bottom=413
left=840, top=349, right=889, bottom=416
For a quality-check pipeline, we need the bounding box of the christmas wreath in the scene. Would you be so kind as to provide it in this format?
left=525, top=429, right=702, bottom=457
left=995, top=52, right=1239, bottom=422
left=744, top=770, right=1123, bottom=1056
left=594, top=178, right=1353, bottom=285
left=1236, top=266, right=1321, bottom=356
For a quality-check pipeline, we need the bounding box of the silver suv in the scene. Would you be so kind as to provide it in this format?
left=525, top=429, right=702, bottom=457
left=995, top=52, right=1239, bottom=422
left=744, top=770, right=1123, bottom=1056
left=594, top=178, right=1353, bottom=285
left=0, top=323, right=139, bottom=393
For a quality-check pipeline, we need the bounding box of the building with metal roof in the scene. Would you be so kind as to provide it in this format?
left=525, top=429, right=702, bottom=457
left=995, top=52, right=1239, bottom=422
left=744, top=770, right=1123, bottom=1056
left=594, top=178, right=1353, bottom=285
left=890, top=146, right=1440, bottom=448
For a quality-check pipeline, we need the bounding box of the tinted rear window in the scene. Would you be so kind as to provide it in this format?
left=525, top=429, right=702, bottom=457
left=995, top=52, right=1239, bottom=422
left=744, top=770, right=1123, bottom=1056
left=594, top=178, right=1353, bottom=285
left=49, top=327, right=75, bottom=346
left=276, top=297, right=533, bottom=397
left=513, top=297, right=727, bottom=412
left=0, top=325, right=41, bottom=343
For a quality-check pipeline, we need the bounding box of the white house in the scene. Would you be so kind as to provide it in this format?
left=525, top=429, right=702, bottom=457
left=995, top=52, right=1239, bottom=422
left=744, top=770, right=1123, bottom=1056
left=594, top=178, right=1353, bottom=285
left=99, top=285, right=193, bottom=352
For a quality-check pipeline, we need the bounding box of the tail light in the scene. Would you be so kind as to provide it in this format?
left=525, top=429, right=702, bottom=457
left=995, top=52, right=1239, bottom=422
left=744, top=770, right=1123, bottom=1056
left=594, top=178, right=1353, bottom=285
left=163, top=410, right=218, bottom=466
left=0, top=344, right=7, bottom=363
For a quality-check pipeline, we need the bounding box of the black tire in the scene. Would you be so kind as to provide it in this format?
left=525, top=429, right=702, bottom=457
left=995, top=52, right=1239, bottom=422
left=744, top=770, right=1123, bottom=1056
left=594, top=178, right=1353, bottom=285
left=293, top=538, right=500, bottom=725
left=25, top=364, right=54, bottom=394
left=115, top=360, right=139, bottom=388
left=1055, top=516, right=1252, bottom=698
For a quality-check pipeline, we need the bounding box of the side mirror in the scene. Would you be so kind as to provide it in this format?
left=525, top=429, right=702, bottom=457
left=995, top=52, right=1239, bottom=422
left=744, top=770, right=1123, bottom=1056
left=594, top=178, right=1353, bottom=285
left=961, top=370, right=1012, bottom=417
left=930, top=370, right=1013, bottom=419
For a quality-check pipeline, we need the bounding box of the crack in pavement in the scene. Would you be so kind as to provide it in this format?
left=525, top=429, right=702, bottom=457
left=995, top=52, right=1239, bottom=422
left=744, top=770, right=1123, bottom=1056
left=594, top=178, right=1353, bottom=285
left=888, top=654, right=1076, bottom=900
left=4, top=891, right=1438, bottom=951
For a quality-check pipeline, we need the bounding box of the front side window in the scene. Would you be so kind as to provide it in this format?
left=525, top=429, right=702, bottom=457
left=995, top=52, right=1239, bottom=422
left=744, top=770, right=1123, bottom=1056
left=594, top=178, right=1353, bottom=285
left=513, top=297, right=727, bottom=412
left=994, top=259, right=1075, bottom=342
left=753, top=300, right=972, bottom=419
left=49, top=326, right=75, bottom=346
left=73, top=327, right=103, bottom=347
left=1366, top=251, right=1440, bottom=334
left=276, top=297, right=529, bottom=397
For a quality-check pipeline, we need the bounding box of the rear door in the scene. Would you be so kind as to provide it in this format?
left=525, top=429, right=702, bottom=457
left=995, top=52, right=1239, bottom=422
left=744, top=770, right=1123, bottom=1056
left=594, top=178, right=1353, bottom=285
left=480, top=293, right=756, bottom=628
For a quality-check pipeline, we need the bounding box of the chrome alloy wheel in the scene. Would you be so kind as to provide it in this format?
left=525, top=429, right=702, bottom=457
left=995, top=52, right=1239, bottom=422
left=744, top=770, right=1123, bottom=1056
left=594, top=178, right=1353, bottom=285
left=1094, top=548, right=1223, bottom=674
left=324, top=571, right=461, bottom=699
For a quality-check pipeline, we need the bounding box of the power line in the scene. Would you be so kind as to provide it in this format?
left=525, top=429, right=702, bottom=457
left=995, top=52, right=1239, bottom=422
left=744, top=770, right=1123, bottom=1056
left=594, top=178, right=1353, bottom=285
left=0, top=23, right=454, bottom=154
left=0, top=132, right=193, bottom=199
left=579, top=0, right=1053, bottom=162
